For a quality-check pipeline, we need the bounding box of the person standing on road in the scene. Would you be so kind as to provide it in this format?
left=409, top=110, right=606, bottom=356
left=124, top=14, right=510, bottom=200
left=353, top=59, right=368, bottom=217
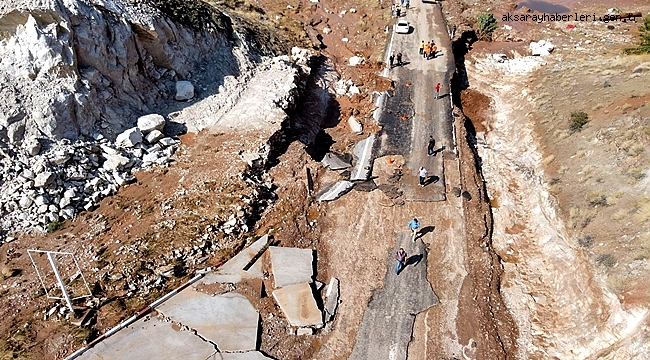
left=405, top=0, right=410, bottom=9
left=423, top=42, right=431, bottom=59
left=389, top=52, right=395, bottom=68
left=435, top=82, right=441, bottom=99
left=396, top=52, right=403, bottom=66
left=396, top=5, right=401, bottom=17
left=418, top=167, right=428, bottom=187
left=427, top=136, right=436, bottom=156
left=419, top=40, right=425, bottom=55
left=408, top=218, right=421, bottom=241
left=431, top=44, right=438, bottom=59
left=391, top=4, right=395, bottom=17
left=395, top=247, right=407, bottom=274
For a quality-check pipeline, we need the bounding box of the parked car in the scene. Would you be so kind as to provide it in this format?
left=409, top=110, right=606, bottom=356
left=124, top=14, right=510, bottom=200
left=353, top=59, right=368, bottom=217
left=395, top=20, right=410, bottom=34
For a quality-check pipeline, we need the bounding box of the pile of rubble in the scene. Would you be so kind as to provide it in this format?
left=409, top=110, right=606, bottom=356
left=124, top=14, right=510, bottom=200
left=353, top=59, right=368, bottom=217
left=0, top=114, right=179, bottom=233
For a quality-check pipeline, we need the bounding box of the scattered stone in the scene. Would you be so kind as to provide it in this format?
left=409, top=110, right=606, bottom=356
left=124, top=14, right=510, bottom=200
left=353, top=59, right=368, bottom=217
left=158, top=137, right=177, bottom=147
left=24, top=138, right=41, bottom=156
left=34, top=171, right=55, bottom=188
left=145, top=130, right=164, bottom=144
left=137, top=114, right=166, bottom=134
left=349, top=56, right=365, bottom=66
left=529, top=39, right=555, bottom=56
left=632, top=63, right=650, bottom=74
left=175, top=81, right=195, bottom=101
left=348, top=116, right=362, bottom=132
left=103, top=153, right=130, bottom=171
left=323, top=26, right=332, bottom=34
left=296, top=327, right=314, bottom=335
left=115, top=127, right=143, bottom=148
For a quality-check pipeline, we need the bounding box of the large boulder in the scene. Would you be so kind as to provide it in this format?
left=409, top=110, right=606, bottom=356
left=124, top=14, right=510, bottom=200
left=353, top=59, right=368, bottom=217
left=137, top=114, right=166, bottom=134
left=175, top=81, right=195, bottom=101
left=115, top=127, right=142, bottom=148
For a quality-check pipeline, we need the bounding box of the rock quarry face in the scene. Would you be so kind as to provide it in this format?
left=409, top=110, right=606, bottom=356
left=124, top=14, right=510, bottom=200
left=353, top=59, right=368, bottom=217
left=0, top=0, right=237, bottom=143
left=0, top=0, right=317, bottom=234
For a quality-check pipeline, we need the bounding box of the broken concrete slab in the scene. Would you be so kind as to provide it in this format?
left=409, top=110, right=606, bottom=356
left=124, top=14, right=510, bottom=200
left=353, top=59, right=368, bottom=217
left=321, top=152, right=351, bottom=170
left=78, top=316, right=216, bottom=360
left=351, top=134, right=375, bottom=181
left=269, top=246, right=313, bottom=288
left=156, top=290, right=259, bottom=352
left=272, top=283, right=323, bottom=328
left=324, top=278, right=340, bottom=323
left=316, top=181, right=354, bottom=202
left=201, top=235, right=268, bottom=284
left=218, top=352, right=274, bottom=360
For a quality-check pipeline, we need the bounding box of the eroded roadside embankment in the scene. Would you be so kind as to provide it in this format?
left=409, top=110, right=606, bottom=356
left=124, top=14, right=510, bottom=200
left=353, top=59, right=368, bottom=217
left=464, top=49, right=649, bottom=359
left=449, top=31, right=519, bottom=359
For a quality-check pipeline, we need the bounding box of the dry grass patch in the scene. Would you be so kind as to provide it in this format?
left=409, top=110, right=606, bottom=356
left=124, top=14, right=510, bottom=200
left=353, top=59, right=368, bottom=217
left=611, top=209, right=628, bottom=221
left=585, top=191, right=608, bottom=207
left=633, top=197, right=650, bottom=223
left=606, top=274, right=630, bottom=293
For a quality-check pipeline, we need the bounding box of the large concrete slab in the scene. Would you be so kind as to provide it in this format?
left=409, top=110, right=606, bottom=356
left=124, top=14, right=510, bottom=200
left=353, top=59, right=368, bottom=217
left=316, top=181, right=354, bottom=202
left=349, top=232, right=438, bottom=360
left=219, top=352, right=274, bottom=360
left=351, top=134, right=375, bottom=181
left=78, top=316, right=216, bottom=360
left=201, top=235, right=268, bottom=284
left=269, top=246, right=314, bottom=288
left=272, top=282, right=323, bottom=328
left=156, top=290, right=259, bottom=352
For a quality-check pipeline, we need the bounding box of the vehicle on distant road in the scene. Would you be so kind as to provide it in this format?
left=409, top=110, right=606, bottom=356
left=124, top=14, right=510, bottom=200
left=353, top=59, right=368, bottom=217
left=395, top=20, right=410, bottom=34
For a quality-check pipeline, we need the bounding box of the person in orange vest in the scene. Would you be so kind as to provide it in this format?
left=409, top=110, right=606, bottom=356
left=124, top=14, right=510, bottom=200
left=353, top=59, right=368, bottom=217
left=431, top=44, right=438, bottom=59
left=423, top=42, right=431, bottom=59
left=419, top=40, right=425, bottom=55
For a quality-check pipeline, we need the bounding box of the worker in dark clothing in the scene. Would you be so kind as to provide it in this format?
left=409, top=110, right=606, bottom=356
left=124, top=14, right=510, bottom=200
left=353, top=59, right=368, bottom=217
left=389, top=53, right=395, bottom=68
left=427, top=136, right=436, bottom=156
left=396, top=52, right=403, bottom=66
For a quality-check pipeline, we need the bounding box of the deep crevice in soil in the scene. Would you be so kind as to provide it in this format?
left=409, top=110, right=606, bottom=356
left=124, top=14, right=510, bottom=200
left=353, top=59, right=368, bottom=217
left=451, top=30, right=519, bottom=359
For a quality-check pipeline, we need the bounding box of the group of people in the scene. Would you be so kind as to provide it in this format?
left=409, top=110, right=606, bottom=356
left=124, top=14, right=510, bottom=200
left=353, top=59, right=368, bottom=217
left=388, top=52, right=403, bottom=68
left=395, top=218, right=422, bottom=274
left=391, top=0, right=410, bottom=17
left=419, top=40, right=438, bottom=60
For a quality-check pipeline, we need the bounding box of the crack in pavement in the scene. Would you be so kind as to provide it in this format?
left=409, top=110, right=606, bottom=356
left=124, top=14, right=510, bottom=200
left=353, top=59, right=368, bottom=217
left=349, top=231, right=438, bottom=360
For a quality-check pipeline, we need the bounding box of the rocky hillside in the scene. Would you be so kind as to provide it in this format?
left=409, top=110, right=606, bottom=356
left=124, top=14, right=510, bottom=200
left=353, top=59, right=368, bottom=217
left=0, top=0, right=318, bottom=234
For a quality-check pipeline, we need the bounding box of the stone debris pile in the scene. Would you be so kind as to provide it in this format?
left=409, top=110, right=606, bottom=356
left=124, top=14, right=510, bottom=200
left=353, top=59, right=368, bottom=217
left=0, top=114, right=179, bottom=233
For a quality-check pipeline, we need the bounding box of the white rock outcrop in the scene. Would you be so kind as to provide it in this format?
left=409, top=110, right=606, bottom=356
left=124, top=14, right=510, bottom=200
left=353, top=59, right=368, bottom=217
left=0, top=0, right=238, bottom=143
